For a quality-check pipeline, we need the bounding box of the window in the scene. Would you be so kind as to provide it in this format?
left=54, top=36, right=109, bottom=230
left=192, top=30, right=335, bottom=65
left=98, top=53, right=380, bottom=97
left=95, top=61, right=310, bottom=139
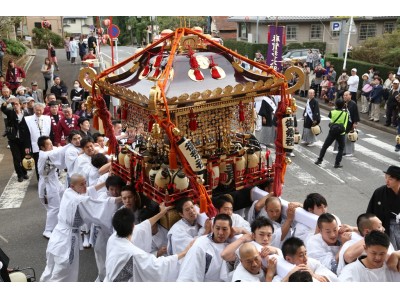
left=286, top=25, right=297, bottom=41
left=310, top=24, right=323, bottom=40
left=331, top=30, right=340, bottom=38
left=359, top=23, right=376, bottom=40
left=239, top=23, right=248, bottom=39
left=384, top=22, right=395, bottom=34
left=64, top=19, right=76, bottom=25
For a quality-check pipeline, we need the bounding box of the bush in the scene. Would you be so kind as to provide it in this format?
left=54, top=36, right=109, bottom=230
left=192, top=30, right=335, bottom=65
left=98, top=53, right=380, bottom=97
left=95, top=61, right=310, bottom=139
left=32, top=27, right=63, bottom=48
left=3, top=38, right=26, bottom=57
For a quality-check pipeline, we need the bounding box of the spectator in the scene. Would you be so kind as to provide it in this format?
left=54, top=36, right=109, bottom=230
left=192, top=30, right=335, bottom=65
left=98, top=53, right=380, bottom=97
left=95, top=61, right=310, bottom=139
left=299, top=63, right=311, bottom=97
left=0, top=75, right=10, bottom=90
left=337, top=69, right=349, bottom=99
left=347, top=68, right=360, bottom=102
left=64, top=37, right=70, bottom=61
left=88, top=32, right=97, bottom=54
left=47, top=40, right=59, bottom=71
left=28, top=81, right=44, bottom=103
left=313, top=64, right=326, bottom=98
left=69, top=36, right=79, bottom=65
left=360, top=73, right=371, bottom=114
left=369, top=77, right=384, bottom=122
left=70, top=80, right=84, bottom=112
left=6, top=59, right=25, bottom=94
left=0, top=37, right=6, bottom=76
left=385, top=79, right=400, bottom=127
left=83, top=49, right=96, bottom=68
left=78, top=37, right=87, bottom=63
left=50, top=76, right=68, bottom=105
left=40, top=57, right=54, bottom=96
left=306, top=49, right=314, bottom=70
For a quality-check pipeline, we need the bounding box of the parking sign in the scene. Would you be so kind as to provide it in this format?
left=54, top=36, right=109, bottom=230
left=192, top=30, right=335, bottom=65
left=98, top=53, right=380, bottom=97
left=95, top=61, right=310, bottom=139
left=331, top=21, right=341, bottom=32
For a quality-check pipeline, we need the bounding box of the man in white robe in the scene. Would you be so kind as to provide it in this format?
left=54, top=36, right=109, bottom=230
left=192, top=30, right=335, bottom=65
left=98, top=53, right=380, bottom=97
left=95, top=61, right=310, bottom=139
left=64, top=130, right=82, bottom=186
left=306, top=213, right=351, bottom=274
left=339, top=230, right=400, bottom=282
left=104, top=207, right=192, bottom=282
left=231, top=242, right=266, bottom=282
left=177, top=214, right=233, bottom=282
left=25, top=102, right=51, bottom=179
left=37, top=136, right=67, bottom=239
left=167, top=198, right=211, bottom=255
left=40, top=174, right=120, bottom=282
left=272, top=236, right=338, bottom=282
left=337, top=213, right=395, bottom=275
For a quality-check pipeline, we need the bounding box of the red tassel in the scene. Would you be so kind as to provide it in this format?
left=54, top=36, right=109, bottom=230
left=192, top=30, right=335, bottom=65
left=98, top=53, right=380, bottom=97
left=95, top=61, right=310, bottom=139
left=194, top=69, right=204, bottom=81
left=154, top=55, right=163, bottom=68
left=93, top=114, right=99, bottom=130
left=188, top=108, right=197, bottom=131
left=121, top=103, right=127, bottom=120
left=142, top=65, right=151, bottom=77
left=239, top=101, right=245, bottom=122
left=152, top=67, right=161, bottom=78
left=148, top=117, right=155, bottom=132
left=209, top=56, right=221, bottom=79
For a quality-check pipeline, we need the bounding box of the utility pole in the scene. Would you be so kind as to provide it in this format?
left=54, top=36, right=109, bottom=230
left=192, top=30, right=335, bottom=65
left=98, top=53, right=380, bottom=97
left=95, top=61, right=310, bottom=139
left=343, top=16, right=353, bottom=70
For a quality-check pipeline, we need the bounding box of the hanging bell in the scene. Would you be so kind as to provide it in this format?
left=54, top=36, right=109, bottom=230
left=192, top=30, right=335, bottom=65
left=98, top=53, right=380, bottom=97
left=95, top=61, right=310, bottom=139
left=22, top=155, right=34, bottom=170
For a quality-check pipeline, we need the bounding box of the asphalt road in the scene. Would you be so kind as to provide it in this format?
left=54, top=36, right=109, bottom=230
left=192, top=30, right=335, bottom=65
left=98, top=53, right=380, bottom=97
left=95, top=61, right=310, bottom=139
left=1, top=46, right=399, bottom=282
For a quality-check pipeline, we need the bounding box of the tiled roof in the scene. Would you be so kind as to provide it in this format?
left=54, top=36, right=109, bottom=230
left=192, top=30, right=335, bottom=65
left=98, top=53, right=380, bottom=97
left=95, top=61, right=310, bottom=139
left=228, top=16, right=397, bottom=23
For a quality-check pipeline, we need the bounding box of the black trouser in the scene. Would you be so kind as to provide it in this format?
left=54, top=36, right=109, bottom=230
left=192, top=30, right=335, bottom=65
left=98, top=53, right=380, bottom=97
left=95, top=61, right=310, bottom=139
left=386, top=102, right=397, bottom=126
left=8, top=138, right=27, bottom=178
left=318, top=133, right=345, bottom=166
left=32, top=152, right=39, bottom=180
left=350, top=91, right=357, bottom=103
left=66, top=51, right=70, bottom=61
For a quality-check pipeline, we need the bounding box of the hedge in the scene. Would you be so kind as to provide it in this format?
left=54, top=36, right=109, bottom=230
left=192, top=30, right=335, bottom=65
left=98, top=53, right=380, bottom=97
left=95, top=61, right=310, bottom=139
left=3, top=38, right=26, bottom=57
left=224, top=39, right=327, bottom=60
left=325, top=56, right=396, bottom=88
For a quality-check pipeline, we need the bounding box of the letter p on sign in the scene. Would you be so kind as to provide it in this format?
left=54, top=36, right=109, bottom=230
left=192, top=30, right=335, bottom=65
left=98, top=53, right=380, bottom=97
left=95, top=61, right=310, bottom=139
left=331, top=22, right=341, bottom=32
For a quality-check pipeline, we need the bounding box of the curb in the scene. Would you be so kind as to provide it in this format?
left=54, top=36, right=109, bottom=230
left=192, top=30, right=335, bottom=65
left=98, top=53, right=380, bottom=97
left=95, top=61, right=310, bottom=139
left=295, top=95, right=397, bottom=135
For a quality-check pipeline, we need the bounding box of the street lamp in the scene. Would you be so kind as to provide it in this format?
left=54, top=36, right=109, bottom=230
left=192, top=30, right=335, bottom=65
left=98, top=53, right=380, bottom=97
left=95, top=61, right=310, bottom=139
left=127, top=25, right=133, bottom=46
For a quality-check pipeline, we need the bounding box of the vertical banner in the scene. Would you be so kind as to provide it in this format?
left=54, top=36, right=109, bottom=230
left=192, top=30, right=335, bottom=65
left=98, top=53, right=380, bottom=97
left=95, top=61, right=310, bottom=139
left=267, top=25, right=285, bottom=72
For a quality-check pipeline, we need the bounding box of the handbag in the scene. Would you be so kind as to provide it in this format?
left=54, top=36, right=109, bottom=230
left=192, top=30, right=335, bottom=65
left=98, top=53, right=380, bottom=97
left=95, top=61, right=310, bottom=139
left=328, top=111, right=346, bottom=136
left=362, top=83, right=372, bottom=93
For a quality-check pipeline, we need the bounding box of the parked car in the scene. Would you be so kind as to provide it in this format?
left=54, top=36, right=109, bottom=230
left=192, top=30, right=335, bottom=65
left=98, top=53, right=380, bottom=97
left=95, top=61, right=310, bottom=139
left=282, top=48, right=320, bottom=64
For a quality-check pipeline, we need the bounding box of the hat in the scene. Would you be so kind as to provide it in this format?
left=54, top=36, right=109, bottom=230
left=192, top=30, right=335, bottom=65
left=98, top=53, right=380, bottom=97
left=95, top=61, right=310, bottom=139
left=78, top=117, right=89, bottom=126
left=393, top=79, right=400, bottom=84
left=351, top=68, right=357, bottom=72
left=18, top=96, right=28, bottom=104
left=383, top=165, right=400, bottom=180
left=362, top=73, right=369, bottom=79
left=31, top=81, right=38, bottom=86
left=48, top=101, right=58, bottom=107
left=16, top=86, right=26, bottom=93
left=26, top=96, right=35, bottom=102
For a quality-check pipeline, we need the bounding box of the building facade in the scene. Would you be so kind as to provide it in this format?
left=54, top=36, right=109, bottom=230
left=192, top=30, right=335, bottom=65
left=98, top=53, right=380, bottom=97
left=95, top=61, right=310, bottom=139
left=228, top=16, right=398, bottom=54
left=25, top=16, right=94, bottom=37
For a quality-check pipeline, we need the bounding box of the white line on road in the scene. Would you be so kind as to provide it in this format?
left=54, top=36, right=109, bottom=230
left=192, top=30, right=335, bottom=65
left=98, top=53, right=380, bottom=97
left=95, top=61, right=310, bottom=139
left=295, top=143, right=345, bottom=184
left=0, top=171, right=31, bottom=209
left=362, top=137, right=396, bottom=153
left=100, top=52, right=126, bottom=72
left=355, top=142, right=399, bottom=166
left=365, top=134, right=377, bottom=138
left=0, top=234, right=9, bottom=243
left=286, top=161, right=322, bottom=185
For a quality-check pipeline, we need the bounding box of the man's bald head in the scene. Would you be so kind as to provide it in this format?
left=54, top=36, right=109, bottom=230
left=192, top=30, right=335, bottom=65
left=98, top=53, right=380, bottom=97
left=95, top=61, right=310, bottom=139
left=239, top=242, right=262, bottom=275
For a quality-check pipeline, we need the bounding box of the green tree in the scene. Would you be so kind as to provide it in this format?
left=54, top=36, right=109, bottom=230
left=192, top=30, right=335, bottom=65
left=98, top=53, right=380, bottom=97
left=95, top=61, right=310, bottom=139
left=351, top=29, right=400, bottom=67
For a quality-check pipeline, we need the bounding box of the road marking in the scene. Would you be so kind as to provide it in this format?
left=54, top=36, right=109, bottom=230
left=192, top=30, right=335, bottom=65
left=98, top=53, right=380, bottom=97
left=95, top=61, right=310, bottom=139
left=295, top=143, right=345, bottom=183
left=365, top=134, right=377, bottom=138
left=355, top=142, right=399, bottom=166
left=100, top=52, right=126, bottom=72
left=286, top=161, right=322, bottom=185
left=0, top=171, right=32, bottom=209
left=362, top=137, right=395, bottom=153
left=0, top=234, right=9, bottom=243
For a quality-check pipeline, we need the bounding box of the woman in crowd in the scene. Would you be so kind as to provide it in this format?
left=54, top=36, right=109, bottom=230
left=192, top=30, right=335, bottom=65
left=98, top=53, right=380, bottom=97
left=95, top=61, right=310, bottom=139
left=6, top=59, right=26, bottom=94
left=40, top=57, right=54, bottom=96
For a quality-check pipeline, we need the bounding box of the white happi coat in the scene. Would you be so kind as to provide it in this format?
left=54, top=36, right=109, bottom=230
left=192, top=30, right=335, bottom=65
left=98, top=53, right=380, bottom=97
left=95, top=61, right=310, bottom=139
left=231, top=262, right=265, bottom=282
left=177, top=234, right=230, bottom=282
left=152, top=224, right=168, bottom=256
left=231, top=213, right=251, bottom=233
left=25, top=114, right=51, bottom=153
left=131, top=220, right=153, bottom=253
left=104, top=232, right=180, bottom=282
left=65, top=144, right=81, bottom=178
left=40, top=186, right=118, bottom=282
left=38, top=146, right=67, bottom=232
left=167, top=218, right=203, bottom=255
left=339, top=256, right=400, bottom=282
left=306, top=233, right=341, bottom=274
left=72, top=153, right=92, bottom=181
left=272, top=257, right=338, bottom=282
